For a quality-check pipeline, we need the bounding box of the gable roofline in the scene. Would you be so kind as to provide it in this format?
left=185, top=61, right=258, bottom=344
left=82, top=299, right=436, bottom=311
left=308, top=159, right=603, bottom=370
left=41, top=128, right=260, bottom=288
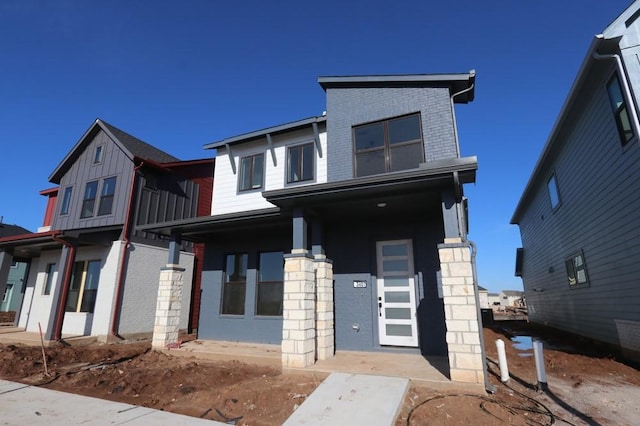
left=318, top=71, right=476, bottom=103
left=48, top=119, right=180, bottom=184
left=204, top=115, right=326, bottom=150
left=511, top=2, right=640, bottom=224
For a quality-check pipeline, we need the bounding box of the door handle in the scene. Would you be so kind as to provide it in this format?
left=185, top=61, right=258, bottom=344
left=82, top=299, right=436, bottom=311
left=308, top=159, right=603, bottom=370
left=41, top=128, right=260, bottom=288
left=378, top=302, right=382, bottom=317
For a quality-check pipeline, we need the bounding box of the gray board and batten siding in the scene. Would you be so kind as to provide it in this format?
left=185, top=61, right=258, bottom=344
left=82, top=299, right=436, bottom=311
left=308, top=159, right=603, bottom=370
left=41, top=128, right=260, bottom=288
left=514, top=58, right=640, bottom=355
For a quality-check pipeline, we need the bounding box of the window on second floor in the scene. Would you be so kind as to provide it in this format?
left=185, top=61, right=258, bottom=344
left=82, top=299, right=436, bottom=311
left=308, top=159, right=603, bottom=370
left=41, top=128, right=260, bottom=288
left=60, top=186, right=73, bottom=215
left=547, top=174, right=560, bottom=209
left=287, top=143, right=314, bottom=183
left=353, top=113, right=424, bottom=178
left=97, top=177, right=117, bottom=216
left=607, top=74, right=635, bottom=146
left=80, top=181, right=99, bottom=218
left=239, top=153, right=264, bottom=191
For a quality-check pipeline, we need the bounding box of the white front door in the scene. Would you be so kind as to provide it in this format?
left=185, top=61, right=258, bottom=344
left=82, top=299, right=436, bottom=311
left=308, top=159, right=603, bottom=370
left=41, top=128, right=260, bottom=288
left=376, top=239, right=418, bottom=347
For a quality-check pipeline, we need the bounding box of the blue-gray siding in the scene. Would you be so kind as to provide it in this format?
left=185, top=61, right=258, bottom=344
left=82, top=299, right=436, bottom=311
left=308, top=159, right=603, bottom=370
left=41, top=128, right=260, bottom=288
left=518, top=62, right=640, bottom=355
left=325, top=87, right=458, bottom=182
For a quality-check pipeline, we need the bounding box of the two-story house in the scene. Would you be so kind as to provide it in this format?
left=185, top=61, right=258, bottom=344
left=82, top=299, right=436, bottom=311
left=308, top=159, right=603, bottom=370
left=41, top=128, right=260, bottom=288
left=0, top=223, right=31, bottom=324
left=512, top=1, right=640, bottom=362
left=0, top=119, right=213, bottom=343
left=143, top=72, right=487, bottom=385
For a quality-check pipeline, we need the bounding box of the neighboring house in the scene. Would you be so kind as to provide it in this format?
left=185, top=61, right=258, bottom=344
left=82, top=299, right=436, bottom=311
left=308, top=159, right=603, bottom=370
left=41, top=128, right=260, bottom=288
left=477, top=286, right=489, bottom=309
left=499, top=290, right=524, bottom=307
left=0, top=223, right=31, bottom=323
left=143, top=72, right=489, bottom=385
left=488, top=293, right=500, bottom=306
left=512, top=1, right=640, bottom=361
left=0, top=119, right=213, bottom=342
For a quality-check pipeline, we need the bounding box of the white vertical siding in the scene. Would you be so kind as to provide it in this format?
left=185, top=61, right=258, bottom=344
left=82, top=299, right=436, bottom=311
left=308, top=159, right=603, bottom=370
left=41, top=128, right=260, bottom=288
left=211, top=127, right=327, bottom=216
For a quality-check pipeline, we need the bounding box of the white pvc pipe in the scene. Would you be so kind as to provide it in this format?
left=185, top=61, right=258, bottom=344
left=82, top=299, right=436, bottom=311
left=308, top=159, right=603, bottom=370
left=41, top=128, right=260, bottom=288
left=533, top=339, right=547, bottom=388
left=496, top=339, right=509, bottom=382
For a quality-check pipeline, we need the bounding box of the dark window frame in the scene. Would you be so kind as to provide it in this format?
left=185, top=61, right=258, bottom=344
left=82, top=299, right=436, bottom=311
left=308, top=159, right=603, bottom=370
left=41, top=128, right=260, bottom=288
left=80, top=181, right=99, bottom=219
left=606, top=73, right=635, bottom=146
left=238, top=153, right=265, bottom=192
left=221, top=253, right=248, bottom=315
left=352, top=113, right=424, bottom=178
left=547, top=173, right=561, bottom=210
left=43, top=263, right=57, bottom=296
left=60, top=186, right=73, bottom=216
left=256, top=251, right=284, bottom=316
left=97, top=176, right=117, bottom=216
left=65, top=259, right=101, bottom=313
left=287, top=143, right=315, bottom=184
left=565, top=250, right=589, bottom=289
left=93, top=146, right=104, bottom=164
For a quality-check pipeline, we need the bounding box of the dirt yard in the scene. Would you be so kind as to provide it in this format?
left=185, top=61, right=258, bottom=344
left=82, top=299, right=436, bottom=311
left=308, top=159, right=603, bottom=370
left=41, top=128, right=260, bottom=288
left=1, top=322, right=639, bottom=425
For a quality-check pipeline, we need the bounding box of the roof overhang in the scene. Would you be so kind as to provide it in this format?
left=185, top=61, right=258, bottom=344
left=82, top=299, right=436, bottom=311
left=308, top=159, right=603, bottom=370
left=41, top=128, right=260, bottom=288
left=264, top=157, right=477, bottom=210
left=204, top=116, right=326, bottom=150
left=318, top=71, right=476, bottom=103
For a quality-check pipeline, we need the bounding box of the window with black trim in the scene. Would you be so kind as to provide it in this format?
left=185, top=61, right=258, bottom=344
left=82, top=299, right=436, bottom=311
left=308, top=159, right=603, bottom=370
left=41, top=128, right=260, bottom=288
left=239, top=153, right=264, bottom=191
left=565, top=251, right=589, bottom=288
left=256, top=251, right=284, bottom=316
left=607, top=74, right=635, bottom=146
left=353, top=113, right=424, bottom=177
left=547, top=174, right=560, bottom=209
left=65, top=259, right=101, bottom=313
left=43, top=263, right=57, bottom=296
left=287, top=143, right=314, bottom=183
left=97, top=177, right=116, bottom=216
left=60, top=186, right=73, bottom=215
left=221, top=253, right=248, bottom=315
left=80, top=181, right=99, bottom=218
left=93, top=146, right=103, bottom=164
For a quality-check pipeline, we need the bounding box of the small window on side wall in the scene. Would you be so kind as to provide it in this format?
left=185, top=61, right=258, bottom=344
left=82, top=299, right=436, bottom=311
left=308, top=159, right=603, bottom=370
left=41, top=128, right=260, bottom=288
left=547, top=174, right=560, bottom=209
left=606, top=74, right=635, bottom=146
left=565, top=251, right=589, bottom=288
left=239, top=153, right=264, bottom=191
left=60, top=186, right=73, bottom=215
left=93, top=146, right=104, bottom=164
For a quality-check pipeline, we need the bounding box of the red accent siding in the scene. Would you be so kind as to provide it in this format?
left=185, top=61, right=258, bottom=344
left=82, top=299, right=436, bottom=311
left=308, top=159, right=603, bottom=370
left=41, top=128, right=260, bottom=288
left=40, top=188, right=59, bottom=227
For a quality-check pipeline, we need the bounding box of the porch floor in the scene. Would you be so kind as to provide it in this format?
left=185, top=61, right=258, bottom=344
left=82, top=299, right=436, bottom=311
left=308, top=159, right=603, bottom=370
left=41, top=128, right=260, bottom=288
left=169, top=339, right=472, bottom=391
left=0, top=327, right=97, bottom=346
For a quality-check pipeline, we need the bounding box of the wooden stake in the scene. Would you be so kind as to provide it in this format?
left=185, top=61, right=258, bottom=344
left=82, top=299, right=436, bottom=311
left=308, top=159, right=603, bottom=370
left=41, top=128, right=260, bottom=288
left=38, top=322, right=50, bottom=377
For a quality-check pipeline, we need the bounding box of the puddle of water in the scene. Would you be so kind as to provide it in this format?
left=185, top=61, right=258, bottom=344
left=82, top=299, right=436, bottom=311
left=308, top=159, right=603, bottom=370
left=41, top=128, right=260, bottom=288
left=511, top=335, right=534, bottom=357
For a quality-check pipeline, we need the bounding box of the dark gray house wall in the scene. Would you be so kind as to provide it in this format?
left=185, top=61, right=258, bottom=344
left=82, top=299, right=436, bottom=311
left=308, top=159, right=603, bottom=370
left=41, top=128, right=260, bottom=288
left=52, top=129, right=133, bottom=231
left=515, top=59, right=640, bottom=357
left=325, top=87, right=458, bottom=181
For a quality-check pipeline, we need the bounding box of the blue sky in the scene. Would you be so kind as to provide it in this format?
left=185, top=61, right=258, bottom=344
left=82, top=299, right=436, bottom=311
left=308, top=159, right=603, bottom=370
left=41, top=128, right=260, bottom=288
left=0, top=0, right=633, bottom=294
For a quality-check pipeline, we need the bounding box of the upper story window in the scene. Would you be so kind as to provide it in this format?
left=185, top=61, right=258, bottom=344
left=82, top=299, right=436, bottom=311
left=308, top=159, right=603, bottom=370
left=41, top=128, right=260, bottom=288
left=60, top=186, right=73, bottom=215
left=287, top=143, right=314, bottom=183
left=80, top=181, right=99, bottom=218
left=606, top=74, right=635, bottom=146
left=97, top=177, right=117, bottom=216
left=239, top=153, right=264, bottom=191
left=547, top=173, right=560, bottom=209
left=353, top=113, right=424, bottom=178
left=93, top=146, right=104, bottom=164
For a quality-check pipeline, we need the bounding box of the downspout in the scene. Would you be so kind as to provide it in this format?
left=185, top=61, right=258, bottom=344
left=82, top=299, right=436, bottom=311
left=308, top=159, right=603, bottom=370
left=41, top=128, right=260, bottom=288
left=51, top=233, right=76, bottom=341
left=592, top=39, right=640, bottom=139
left=467, top=239, right=496, bottom=394
left=450, top=71, right=476, bottom=157
left=109, top=161, right=144, bottom=337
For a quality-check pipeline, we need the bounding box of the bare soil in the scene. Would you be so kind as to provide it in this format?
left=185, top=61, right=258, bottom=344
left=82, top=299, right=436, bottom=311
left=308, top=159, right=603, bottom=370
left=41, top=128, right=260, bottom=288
left=1, top=321, right=639, bottom=425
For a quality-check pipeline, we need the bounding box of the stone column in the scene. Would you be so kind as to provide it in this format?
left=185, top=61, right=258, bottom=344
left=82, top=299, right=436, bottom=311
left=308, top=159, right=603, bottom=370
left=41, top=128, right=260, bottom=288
left=152, top=265, right=184, bottom=349
left=282, top=250, right=316, bottom=368
left=438, top=238, right=484, bottom=384
left=314, top=254, right=334, bottom=360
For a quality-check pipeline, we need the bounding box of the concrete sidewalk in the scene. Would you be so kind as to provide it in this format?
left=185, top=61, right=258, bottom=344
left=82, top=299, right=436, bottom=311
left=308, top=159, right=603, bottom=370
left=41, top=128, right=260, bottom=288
left=1, top=373, right=409, bottom=425
left=0, top=379, right=224, bottom=425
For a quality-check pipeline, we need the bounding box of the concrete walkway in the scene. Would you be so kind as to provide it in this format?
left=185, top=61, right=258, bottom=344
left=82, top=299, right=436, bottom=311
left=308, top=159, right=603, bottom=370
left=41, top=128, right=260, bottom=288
left=1, top=373, right=409, bottom=425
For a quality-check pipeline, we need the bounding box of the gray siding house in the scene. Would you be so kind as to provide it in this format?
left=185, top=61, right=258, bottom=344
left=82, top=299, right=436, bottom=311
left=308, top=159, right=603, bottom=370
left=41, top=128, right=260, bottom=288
left=512, top=1, right=640, bottom=361
left=144, top=72, right=489, bottom=386
left=0, top=119, right=213, bottom=342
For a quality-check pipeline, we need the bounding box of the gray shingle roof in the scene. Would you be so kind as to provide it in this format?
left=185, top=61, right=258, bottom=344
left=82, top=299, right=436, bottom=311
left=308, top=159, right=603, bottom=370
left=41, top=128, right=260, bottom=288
left=100, top=120, right=179, bottom=163
left=0, top=223, right=31, bottom=238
